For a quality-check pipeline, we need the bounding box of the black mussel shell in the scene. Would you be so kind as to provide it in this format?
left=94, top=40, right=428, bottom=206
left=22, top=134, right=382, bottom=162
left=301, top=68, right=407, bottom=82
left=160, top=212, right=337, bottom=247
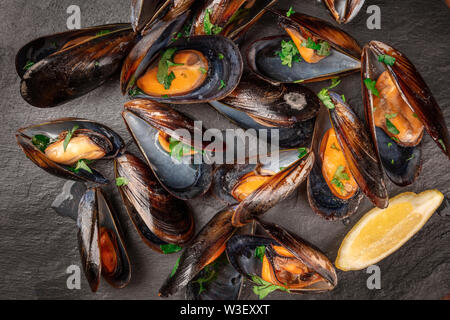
left=323, top=0, right=366, bottom=24
left=114, top=153, right=195, bottom=253
left=128, top=35, right=243, bottom=104
left=226, top=219, right=337, bottom=294
left=123, top=99, right=214, bottom=200
left=361, top=40, right=449, bottom=186
left=17, top=24, right=137, bottom=108
left=247, top=10, right=361, bottom=85
left=16, top=118, right=124, bottom=184
left=159, top=205, right=238, bottom=298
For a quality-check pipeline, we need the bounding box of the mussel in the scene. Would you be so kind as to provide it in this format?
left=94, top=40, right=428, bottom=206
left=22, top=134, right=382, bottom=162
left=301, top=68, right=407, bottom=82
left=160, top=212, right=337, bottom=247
left=307, top=90, right=388, bottom=220
left=122, top=99, right=216, bottom=200
left=209, top=72, right=320, bottom=148
left=16, top=24, right=137, bottom=108
left=361, top=41, right=450, bottom=186
left=16, top=118, right=124, bottom=184
left=247, top=9, right=361, bottom=85
left=226, top=219, right=337, bottom=296
left=191, top=0, right=278, bottom=41
left=77, top=187, right=131, bottom=292
left=212, top=148, right=314, bottom=227
left=114, top=153, right=195, bottom=253
left=159, top=205, right=242, bottom=298
left=323, top=0, right=366, bottom=24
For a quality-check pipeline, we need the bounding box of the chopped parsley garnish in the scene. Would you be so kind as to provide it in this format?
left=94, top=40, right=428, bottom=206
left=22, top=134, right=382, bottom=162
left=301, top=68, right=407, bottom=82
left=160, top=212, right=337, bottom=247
left=254, top=246, right=266, bottom=263
left=331, top=143, right=340, bottom=151
left=385, top=113, right=397, bottom=119
left=386, top=118, right=400, bottom=135
left=32, top=135, right=51, bottom=152
left=275, top=40, right=301, bottom=68
left=391, top=136, right=399, bottom=142
left=298, top=147, right=308, bottom=159
left=203, top=9, right=223, bottom=35
left=406, top=154, right=415, bottom=161
left=218, top=53, right=224, bottom=60
left=294, top=79, right=304, bottom=83
left=378, top=54, right=396, bottom=66
left=160, top=244, right=182, bottom=254
left=63, top=125, right=79, bottom=152
left=170, top=257, right=181, bottom=278
left=391, top=159, right=395, bottom=165
left=317, top=78, right=341, bottom=109
left=302, top=38, right=331, bottom=56
left=341, top=95, right=346, bottom=102
left=286, top=7, right=295, bottom=17
left=387, top=142, right=393, bottom=148
left=69, top=159, right=93, bottom=174
left=96, top=30, right=111, bottom=37
left=364, top=78, right=379, bottom=97
left=128, top=87, right=144, bottom=97
left=161, top=94, right=169, bottom=98
left=115, top=177, right=129, bottom=187
left=219, top=80, right=226, bottom=90
left=279, top=167, right=286, bottom=171
left=199, top=67, right=207, bottom=74
left=331, top=165, right=349, bottom=193
left=412, top=113, right=418, bottom=118
left=192, top=260, right=220, bottom=295
left=251, top=275, right=290, bottom=299
left=95, top=61, right=100, bottom=67
left=171, top=32, right=183, bottom=42
left=169, top=137, right=195, bottom=160
left=438, top=139, right=446, bottom=151
left=23, top=61, right=35, bottom=71
left=157, top=48, right=180, bottom=90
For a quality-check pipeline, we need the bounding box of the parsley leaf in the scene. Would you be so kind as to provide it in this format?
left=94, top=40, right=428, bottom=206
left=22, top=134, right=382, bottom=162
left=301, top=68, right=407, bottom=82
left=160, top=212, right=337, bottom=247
left=219, top=80, right=226, bottom=90
left=275, top=40, right=301, bottom=68
left=128, top=87, right=144, bottom=97
left=218, top=53, right=224, bottom=60
left=170, top=257, right=181, bottom=278
left=331, top=177, right=344, bottom=192
left=23, top=60, right=35, bottom=71
left=386, top=118, right=400, bottom=135
left=331, top=143, right=340, bottom=151
left=32, top=135, right=51, bottom=153
left=438, top=139, right=446, bottom=152
left=302, top=38, right=331, bottom=56
left=169, top=137, right=195, bottom=160
left=385, top=113, right=397, bottom=119
left=254, top=246, right=266, bottom=263
left=406, top=154, right=415, bottom=161
left=72, top=159, right=93, bottom=174
left=115, top=177, right=129, bottom=187
left=192, top=261, right=219, bottom=295
left=364, top=78, right=379, bottom=97
left=387, top=142, right=393, bottom=148
left=199, top=67, right=207, bottom=74
left=334, top=165, right=350, bottom=181
left=298, top=147, right=308, bottom=159
left=391, top=136, right=399, bottom=142
left=160, top=244, right=182, bottom=254
left=317, top=78, right=341, bottom=109
left=286, top=7, right=295, bottom=17
left=341, top=95, right=346, bottom=102
left=204, top=9, right=223, bottom=35
left=157, top=48, right=179, bottom=90
left=96, top=30, right=111, bottom=37
left=251, top=275, right=290, bottom=299
left=378, top=54, right=396, bottom=66
left=63, top=125, right=79, bottom=152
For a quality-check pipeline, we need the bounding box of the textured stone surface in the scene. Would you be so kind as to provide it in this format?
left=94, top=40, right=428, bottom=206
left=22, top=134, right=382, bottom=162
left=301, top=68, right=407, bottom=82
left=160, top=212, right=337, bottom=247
left=0, top=0, right=449, bottom=300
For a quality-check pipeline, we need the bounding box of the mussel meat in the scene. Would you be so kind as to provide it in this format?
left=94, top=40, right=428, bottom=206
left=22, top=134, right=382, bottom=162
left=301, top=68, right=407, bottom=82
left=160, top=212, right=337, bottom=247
left=361, top=41, right=450, bottom=186
left=16, top=118, right=124, bottom=184
left=77, top=188, right=131, bottom=292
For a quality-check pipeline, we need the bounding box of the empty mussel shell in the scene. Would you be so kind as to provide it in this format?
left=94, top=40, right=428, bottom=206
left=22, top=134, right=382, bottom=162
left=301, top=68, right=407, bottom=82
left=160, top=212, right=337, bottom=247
left=126, top=35, right=243, bottom=103
left=226, top=219, right=337, bottom=294
left=16, top=24, right=137, bottom=108
left=361, top=40, right=450, bottom=186
left=323, top=0, right=366, bottom=24
left=114, top=153, right=195, bottom=253
left=247, top=10, right=361, bottom=85
left=16, top=118, right=124, bottom=184
left=77, top=187, right=131, bottom=292
left=307, top=94, right=388, bottom=221
left=159, top=205, right=239, bottom=298
left=122, top=99, right=215, bottom=200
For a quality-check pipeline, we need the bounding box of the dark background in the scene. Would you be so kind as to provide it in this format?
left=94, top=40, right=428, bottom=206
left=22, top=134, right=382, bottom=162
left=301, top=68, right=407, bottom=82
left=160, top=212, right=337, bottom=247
left=0, top=0, right=449, bottom=300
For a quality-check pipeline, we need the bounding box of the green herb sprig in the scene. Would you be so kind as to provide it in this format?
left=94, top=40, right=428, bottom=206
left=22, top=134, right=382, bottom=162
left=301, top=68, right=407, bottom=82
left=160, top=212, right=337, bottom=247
left=63, top=125, right=79, bottom=152
left=251, top=275, right=290, bottom=299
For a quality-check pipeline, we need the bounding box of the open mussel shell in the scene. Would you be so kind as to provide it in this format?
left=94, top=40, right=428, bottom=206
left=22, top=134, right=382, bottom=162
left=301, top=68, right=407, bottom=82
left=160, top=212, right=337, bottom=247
left=127, top=35, right=243, bottom=104
left=114, top=153, right=195, bottom=252
left=121, top=11, right=189, bottom=94
left=17, top=24, right=136, bottom=108
left=307, top=96, right=388, bottom=221
left=191, top=0, right=278, bottom=42
left=123, top=99, right=214, bottom=200
left=16, top=118, right=124, bottom=184
left=131, top=0, right=195, bottom=34
left=323, top=0, right=365, bottom=24
left=361, top=40, right=450, bottom=186
left=159, top=205, right=240, bottom=298
left=247, top=10, right=361, bottom=85
left=77, top=188, right=131, bottom=292
left=226, top=219, right=337, bottom=294
left=231, top=151, right=315, bottom=227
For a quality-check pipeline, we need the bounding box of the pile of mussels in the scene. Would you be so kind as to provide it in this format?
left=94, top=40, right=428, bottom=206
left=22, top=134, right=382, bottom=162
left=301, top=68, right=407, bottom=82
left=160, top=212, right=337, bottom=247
left=14, top=0, right=449, bottom=299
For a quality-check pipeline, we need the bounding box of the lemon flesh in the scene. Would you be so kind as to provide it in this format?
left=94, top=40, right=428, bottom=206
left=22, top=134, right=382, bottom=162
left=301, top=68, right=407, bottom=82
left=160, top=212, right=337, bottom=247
left=335, top=190, right=444, bottom=271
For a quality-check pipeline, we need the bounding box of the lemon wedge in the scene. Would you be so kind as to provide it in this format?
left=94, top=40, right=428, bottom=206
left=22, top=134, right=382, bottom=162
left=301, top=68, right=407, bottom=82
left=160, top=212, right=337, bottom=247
left=335, top=190, right=444, bottom=271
